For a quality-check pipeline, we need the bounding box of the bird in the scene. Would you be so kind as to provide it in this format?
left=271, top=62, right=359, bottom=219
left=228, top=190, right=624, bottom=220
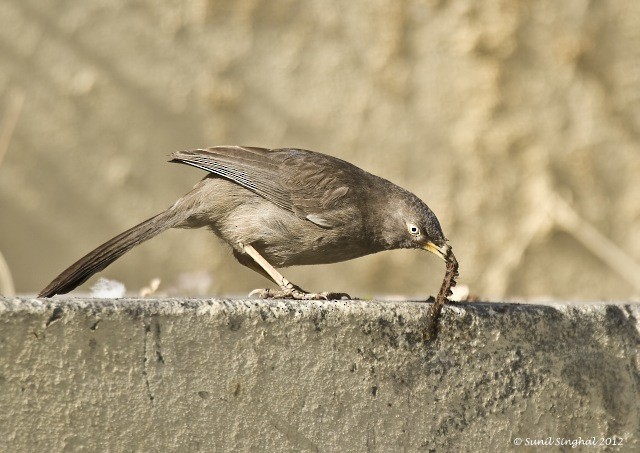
left=38, top=146, right=450, bottom=299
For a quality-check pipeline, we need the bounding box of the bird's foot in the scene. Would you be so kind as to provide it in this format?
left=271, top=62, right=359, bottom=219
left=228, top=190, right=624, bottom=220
left=249, top=288, right=352, bottom=300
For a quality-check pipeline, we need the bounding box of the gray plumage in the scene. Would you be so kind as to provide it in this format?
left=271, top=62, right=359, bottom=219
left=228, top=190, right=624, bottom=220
left=39, top=146, right=448, bottom=299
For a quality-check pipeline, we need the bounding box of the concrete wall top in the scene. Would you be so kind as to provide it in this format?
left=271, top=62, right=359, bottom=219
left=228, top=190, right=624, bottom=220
left=1, top=297, right=639, bottom=451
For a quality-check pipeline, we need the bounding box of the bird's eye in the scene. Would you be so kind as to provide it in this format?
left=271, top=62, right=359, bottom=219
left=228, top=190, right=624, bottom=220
left=408, top=225, right=420, bottom=236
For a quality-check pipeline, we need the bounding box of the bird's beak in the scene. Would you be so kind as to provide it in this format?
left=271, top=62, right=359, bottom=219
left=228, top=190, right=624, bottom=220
left=424, top=241, right=449, bottom=261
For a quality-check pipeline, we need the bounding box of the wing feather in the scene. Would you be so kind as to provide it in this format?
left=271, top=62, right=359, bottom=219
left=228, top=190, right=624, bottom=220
left=170, top=146, right=293, bottom=211
left=171, top=146, right=363, bottom=229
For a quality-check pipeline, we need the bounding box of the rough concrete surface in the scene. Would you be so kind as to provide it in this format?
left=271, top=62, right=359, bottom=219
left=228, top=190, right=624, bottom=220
left=1, top=1, right=640, bottom=300
left=1, top=297, right=638, bottom=452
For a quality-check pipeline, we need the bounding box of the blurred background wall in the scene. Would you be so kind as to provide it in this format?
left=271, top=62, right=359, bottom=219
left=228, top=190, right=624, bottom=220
left=1, top=0, right=639, bottom=300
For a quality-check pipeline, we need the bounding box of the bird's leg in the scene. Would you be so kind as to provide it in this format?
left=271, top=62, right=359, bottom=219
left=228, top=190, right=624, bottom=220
left=239, top=243, right=300, bottom=295
left=239, top=243, right=351, bottom=300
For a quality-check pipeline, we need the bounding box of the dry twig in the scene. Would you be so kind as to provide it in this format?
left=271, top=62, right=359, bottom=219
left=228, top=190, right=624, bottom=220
left=426, top=247, right=459, bottom=340
left=0, top=88, right=25, bottom=296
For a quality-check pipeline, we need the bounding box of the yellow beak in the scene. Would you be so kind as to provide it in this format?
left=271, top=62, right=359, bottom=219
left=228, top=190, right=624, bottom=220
left=424, top=241, right=449, bottom=261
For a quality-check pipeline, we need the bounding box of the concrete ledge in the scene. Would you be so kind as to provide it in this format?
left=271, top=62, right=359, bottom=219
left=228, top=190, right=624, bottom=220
left=1, top=298, right=639, bottom=451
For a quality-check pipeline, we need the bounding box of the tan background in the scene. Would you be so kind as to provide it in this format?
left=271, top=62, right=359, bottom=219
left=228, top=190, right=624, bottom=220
left=1, top=0, right=639, bottom=299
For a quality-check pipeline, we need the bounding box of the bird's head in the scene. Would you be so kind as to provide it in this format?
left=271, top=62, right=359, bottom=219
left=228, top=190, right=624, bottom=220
left=380, top=189, right=449, bottom=261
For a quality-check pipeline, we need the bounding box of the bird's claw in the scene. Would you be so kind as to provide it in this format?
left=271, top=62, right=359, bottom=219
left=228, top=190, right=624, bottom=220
left=248, top=288, right=352, bottom=300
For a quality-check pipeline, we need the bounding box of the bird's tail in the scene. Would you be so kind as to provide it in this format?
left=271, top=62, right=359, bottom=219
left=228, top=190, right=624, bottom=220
left=38, top=207, right=187, bottom=298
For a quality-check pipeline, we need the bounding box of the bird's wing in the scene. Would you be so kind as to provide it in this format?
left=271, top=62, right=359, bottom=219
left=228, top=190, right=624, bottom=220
left=170, top=147, right=360, bottom=228
left=170, top=146, right=293, bottom=211
left=278, top=149, right=361, bottom=228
